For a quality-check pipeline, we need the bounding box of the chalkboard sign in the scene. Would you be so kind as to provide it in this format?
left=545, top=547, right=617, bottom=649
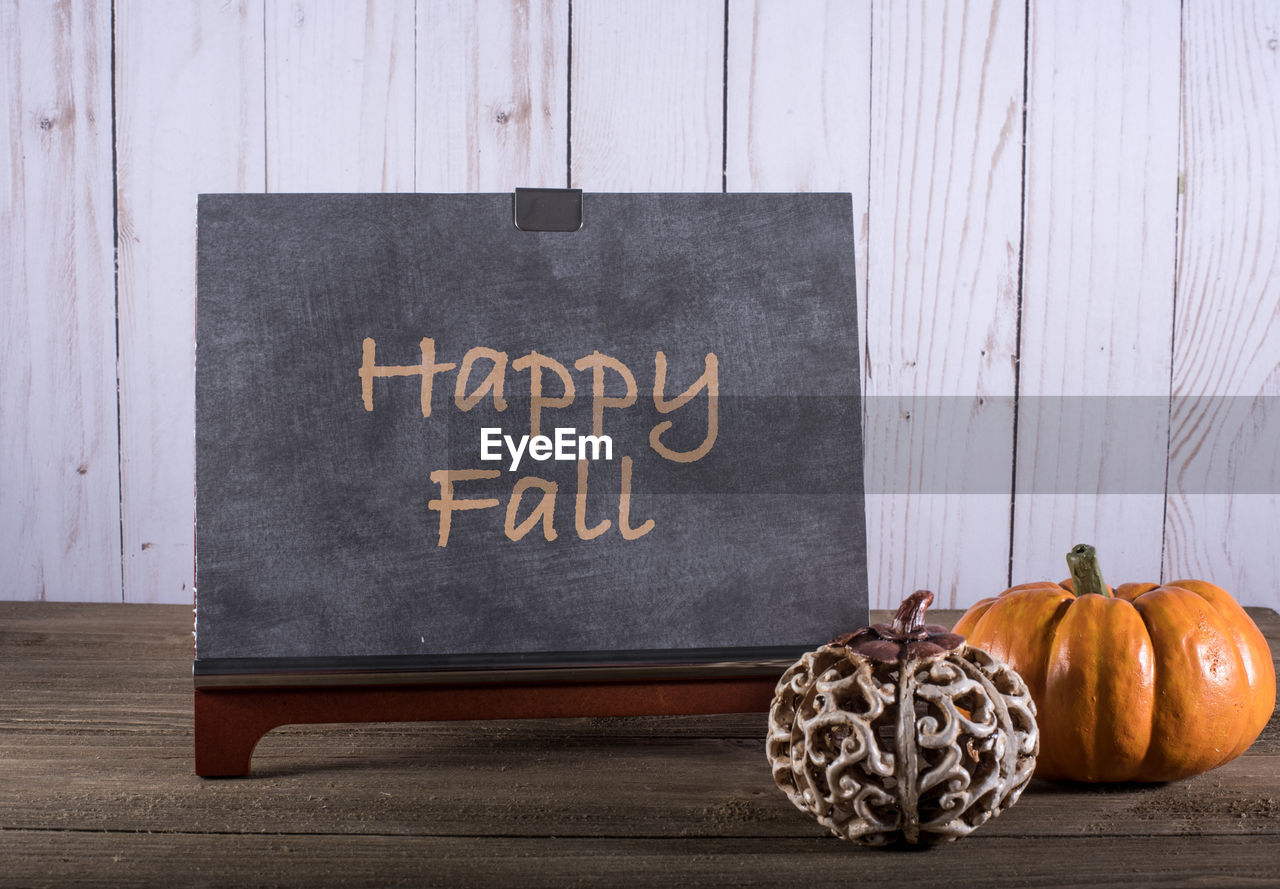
left=194, top=192, right=866, bottom=685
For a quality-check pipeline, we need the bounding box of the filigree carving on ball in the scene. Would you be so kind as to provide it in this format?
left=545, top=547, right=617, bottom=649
left=766, top=591, right=1039, bottom=845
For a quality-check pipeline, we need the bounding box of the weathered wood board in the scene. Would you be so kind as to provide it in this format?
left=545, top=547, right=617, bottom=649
left=6, top=0, right=1280, bottom=612
left=1, top=602, right=1276, bottom=887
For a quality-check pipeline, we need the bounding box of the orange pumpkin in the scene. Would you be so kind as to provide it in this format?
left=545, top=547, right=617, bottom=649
left=953, top=544, right=1275, bottom=782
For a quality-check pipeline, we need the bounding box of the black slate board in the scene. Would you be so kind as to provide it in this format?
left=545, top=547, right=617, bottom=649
left=194, top=193, right=866, bottom=673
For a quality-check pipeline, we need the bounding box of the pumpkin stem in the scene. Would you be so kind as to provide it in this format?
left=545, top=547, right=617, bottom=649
left=890, top=590, right=935, bottom=639
left=1066, top=543, right=1110, bottom=598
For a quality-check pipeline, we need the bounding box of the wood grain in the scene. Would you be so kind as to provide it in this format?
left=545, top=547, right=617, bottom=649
left=2, top=833, right=1276, bottom=889
left=266, top=0, right=414, bottom=192
left=0, top=602, right=1276, bottom=887
left=7, top=0, right=1280, bottom=613
left=1010, top=0, right=1181, bottom=585
left=724, top=0, right=872, bottom=209
left=114, top=0, right=266, bottom=603
left=5, top=722, right=1277, bottom=839
left=864, top=0, right=1026, bottom=607
left=0, top=0, right=120, bottom=601
left=416, top=0, right=569, bottom=191
left=570, top=0, right=723, bottom=190
left=1165, top=0, right=1280, bottom=609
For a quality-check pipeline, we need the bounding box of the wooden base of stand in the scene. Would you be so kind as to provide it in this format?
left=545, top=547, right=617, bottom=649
left=194, top=677, right=777, bottom=777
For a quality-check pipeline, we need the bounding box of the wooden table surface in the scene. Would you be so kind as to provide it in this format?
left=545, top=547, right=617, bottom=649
left=1, top=603, right=1277, bottom=888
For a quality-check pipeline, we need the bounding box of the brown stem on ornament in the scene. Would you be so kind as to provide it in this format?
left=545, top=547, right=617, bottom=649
left=1065, top=543, right=1111, bottom=598
left=829, top=590, right=964, bottom=662
left=890, top=590, right=935, bottom=639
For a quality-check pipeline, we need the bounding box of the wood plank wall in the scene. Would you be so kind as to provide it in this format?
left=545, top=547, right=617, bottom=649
left=2, top=0, right=1277, bottom=610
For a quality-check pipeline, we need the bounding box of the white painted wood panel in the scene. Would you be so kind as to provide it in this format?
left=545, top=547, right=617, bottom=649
left=865, top=0, right=1026, bottom=608
left=571, top=0, right=723, bottom=191
left=1010, top=0, right=1181, bottom=587
left=266, top=0, right=415, bottom=192
left=0, top=0, right=120, bottom=601
left=5, top=0, right=1280, bottom=608
left=724, top=0, right=874, bottom=589
left=1165, top=0, right=1280, bottom=609
left=724, top=0, right=871, bottom=350
left=115, top=0, right=266, bottom=603
left=417, top=0, right=569, bottom=191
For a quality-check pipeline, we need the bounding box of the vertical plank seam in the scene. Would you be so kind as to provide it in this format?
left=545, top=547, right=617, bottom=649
left=864, top=0, right=874, bottom=383
left=262, top=2, right=269, bottom=192
left=413, top=0, right=418, bottom=193
left=566, top=0, right=573, bottom=188
left=1160, top=0, right=1188, bottom=584
left=721, top=0, right=728, bottom=193
left=110, top=0, right=125, bottom=603
left=1006, top=0, right=1032, bottom=588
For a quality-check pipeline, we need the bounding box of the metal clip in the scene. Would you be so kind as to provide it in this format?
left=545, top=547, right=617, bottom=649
left=513, top=187, right=583, bottom=232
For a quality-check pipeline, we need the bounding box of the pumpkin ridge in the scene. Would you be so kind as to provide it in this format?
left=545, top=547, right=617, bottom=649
left=1003, top=581, right=1066, bottom=596
left=1080, top=595, right=1155, bottom=780
left=1165, top=581, right=1271, bottom=766
left=1041, top=603, right=1085, bottom=779
left=1132, top=593, right=1165, bottom=779
left=1169, top=579, right=1278, bottom=760
left=952, top=598, right=998, bottom=639
left=1029, top=594, right=1078, bottom=779
left=1133, top=588, right=1249, bottom=779
left=1218, top=645, right=1256, bottom=770
left=1040, top=595, right=1078, bottom=683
